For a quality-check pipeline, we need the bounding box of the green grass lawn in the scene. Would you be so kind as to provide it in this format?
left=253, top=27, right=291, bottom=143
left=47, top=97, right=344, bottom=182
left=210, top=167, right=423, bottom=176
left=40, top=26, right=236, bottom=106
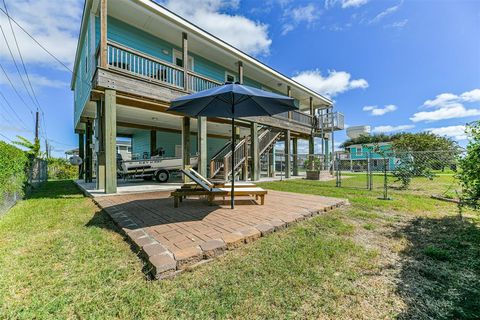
left=0, top=177, right=478, bottom=319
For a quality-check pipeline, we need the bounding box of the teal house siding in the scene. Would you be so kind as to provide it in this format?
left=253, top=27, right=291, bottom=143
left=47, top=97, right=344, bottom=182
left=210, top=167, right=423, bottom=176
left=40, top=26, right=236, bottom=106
left=131, top=130, right=228, bottom=161
left=74, top=14, right=94, bottom=127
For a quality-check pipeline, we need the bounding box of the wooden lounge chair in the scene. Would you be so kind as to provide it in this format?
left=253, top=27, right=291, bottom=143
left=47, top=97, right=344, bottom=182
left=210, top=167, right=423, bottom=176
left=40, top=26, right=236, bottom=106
left=181, top=168, right=256, bottom=190
left=171, top=169, right=267, bottom=207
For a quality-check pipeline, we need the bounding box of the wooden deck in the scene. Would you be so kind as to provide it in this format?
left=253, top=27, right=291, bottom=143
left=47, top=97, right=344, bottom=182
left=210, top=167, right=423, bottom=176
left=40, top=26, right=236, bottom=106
left=94, top=190, right=348, bottom=279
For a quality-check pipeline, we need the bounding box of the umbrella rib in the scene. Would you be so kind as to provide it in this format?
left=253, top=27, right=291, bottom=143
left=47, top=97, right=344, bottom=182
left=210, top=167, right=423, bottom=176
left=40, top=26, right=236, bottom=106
left=194, top=95, right=229, bottom=117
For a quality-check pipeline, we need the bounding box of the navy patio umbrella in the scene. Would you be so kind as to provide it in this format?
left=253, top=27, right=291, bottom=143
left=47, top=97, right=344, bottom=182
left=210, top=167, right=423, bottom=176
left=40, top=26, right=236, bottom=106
left=168, top=82, right=298, bottom=209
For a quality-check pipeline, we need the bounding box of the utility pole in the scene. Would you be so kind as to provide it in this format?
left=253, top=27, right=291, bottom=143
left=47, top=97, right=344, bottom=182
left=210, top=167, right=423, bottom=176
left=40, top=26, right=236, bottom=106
left=45, top=139, right=49, bottom=158
left=35, top=111, right=39, bottom=140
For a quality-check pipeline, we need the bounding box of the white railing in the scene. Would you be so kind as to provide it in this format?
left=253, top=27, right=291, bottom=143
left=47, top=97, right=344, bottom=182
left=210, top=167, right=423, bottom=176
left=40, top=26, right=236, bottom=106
left=316, top=112, right=345, bottom=131
left=187, top=71, right=221, bottom=92
left=107, top=42, right=184, bottom=88
left=291, top=111, right=313, bottom=126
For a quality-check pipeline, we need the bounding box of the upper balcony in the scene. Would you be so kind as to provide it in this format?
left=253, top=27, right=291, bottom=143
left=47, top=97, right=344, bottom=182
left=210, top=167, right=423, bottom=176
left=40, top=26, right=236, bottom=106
left=96, top=40, right=317, bottom=133
left=315, top=112, right=345, bottom=132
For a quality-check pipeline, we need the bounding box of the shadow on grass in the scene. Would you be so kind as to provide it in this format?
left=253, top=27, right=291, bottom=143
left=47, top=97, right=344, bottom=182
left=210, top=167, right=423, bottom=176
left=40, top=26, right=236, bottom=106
left=26, top=180, right=83, bottom=199
left=395, top=215, right=480, bottom=319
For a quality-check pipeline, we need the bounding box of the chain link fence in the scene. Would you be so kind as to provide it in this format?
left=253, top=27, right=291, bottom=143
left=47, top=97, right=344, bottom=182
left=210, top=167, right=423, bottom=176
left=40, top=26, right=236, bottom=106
left=257, top=149, right=462, bottom=199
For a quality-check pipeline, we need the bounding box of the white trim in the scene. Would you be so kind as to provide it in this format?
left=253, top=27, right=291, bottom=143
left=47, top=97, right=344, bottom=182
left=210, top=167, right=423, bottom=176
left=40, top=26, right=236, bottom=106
left=172, top=49, right=194, bottom=70
left=224, top=71, right=236, bottom=83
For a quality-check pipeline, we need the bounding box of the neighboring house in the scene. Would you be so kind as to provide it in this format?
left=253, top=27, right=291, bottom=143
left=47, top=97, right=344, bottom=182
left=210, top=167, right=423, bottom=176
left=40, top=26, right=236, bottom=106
left=71, top=0, right=344, bottom=193
left=345, top=142, right=397, bottom=171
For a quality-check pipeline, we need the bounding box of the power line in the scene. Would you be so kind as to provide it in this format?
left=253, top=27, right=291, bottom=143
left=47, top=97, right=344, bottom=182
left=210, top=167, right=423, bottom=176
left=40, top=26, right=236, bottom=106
left=0, top=89, right=30, bottom=129
left=2, top=0, right=44, bottom=114
left=0, top=22, right=37, bottom=112
left=0, top=61, right=35, bottom=114
left=0, top=6, right=73, bottom=73
left=0, top=132, right=13, bottom=142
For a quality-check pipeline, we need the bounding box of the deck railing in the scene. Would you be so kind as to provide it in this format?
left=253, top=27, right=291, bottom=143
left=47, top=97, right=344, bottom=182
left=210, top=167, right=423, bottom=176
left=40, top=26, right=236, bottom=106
left=186, top=71, right=221, bottom=92
left=103, top=42, right=321, bottom=130
left=107, top=42, right=184, bottom=88
left=316, top=112, right=345, bottom=131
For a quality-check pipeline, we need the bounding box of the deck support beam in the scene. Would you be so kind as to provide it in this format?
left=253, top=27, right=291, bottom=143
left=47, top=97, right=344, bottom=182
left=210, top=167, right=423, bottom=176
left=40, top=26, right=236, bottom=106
left=284, top=129, right=291, bottom=178
left=104, top=89, right=117, bottom=194
left=268, top=149, right=275, bottom=177
left=100, top=0, right=107, bottom=68
left=96, top=100, right=106, bottom=190
left=182, top=32, right=188, bottom=90
left=78, top=132, right=84, bottom=179
left=150, top=130, right=157, bottom=156
left=85, top=120, right=93, bottom=183
left=182, top=117, right=191, bottom=182
left=292, top=137, right=298, bottom=176
left=197, top=116, right=207, bottom=177
left=250, top=122, right=259, bottom=181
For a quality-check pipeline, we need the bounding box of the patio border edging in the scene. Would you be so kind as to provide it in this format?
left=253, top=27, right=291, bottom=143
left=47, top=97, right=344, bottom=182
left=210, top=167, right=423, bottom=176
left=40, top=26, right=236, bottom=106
left=94, top=196, right=349, bottom=280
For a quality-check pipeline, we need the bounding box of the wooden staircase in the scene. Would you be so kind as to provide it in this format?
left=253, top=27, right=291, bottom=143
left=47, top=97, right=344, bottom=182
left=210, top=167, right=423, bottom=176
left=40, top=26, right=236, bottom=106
left=209, top=127, right=282, bottom=181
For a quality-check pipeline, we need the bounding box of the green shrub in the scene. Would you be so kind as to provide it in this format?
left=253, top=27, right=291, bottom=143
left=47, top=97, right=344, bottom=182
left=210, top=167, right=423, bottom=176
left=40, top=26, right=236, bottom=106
left=456, top=121, right=480, bottom=210
left=47, top=158, right=78, bottom=180
left=0, top=141, right=28, bottom=198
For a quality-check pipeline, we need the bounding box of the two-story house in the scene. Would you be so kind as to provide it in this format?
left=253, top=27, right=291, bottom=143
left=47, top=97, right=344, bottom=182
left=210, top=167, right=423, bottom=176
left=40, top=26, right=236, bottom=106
left=71, top=0, right=344, bottom=193
left=345, top=142, right=397, bottom=171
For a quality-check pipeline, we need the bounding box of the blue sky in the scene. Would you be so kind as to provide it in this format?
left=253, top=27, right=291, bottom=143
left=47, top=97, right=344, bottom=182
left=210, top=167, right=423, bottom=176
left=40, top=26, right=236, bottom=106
left=0, top=0, right=479, bottom=156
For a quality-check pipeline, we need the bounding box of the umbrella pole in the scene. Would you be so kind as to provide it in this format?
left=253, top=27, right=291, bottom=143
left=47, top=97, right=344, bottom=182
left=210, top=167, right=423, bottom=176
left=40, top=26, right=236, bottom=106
left=231, top=116, right=235, bottom=209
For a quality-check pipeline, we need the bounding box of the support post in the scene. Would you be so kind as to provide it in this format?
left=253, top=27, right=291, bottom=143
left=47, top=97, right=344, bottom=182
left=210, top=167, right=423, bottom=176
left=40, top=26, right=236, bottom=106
left=287, top=86, right=292, bottom=119
left=268, top=149, right=275, bottom=177
left=104, top=89, right=117, bottom=194
left=182, top=32, right=188, bottom=90
left=197, top=116, right=207, bottom=176
left=284, top=129, right=291, bottom=178
left=96, top=100, right=105, bottom=190
left=150, top=130, right=157, bottom=156
left=182, top=117, right=191, bottom=182
left=100, top=0, right=107, bottom=68
left=78, top=132, right=85, bottom=179
left=250, top=122, right=259, bottom=181
left=292, top=137, right=298, bottom=176
left=237, top=61, right=243, bottom=84
left=308, top=135, right=315, bottom=170
left=85, top=120, right=93, bottom=183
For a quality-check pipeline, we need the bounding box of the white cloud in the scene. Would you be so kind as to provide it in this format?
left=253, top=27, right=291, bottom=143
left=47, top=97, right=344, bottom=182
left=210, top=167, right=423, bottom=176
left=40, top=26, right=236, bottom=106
left=363, top=104, right=397, bottom=116
left=460, top=89, right=480, bottom=102
left=372, top=124, right=414, bottom=133
left=161, top=0, right=272, bottom=56
left=292, top=69, right=368, bottom=98
left=384, top=19, right=408, bottom=29
left=369, top=2, right=402, bottom=24
left=410, top=105, right=480, bottom=122
left=324, top=0, right=369, bottom=9
left=411, top=88, right=480, bottom=122
left=281, top=3, right=318, bottom=35
left=0, top=0, right=82, bottom=68
left=426, top=125, right=467, bottom=141
left=0, top=72, right=68, bottom=89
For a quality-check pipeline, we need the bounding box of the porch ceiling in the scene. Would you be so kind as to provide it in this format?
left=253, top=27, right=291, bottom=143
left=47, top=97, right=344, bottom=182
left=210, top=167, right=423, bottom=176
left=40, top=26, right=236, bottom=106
left=83, top=102, right=251, bottom=137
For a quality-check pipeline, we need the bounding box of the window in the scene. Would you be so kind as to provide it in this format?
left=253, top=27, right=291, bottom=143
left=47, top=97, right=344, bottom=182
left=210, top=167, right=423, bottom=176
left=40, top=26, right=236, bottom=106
left=173, top=50, right=193, bottom=70
left=356, top=147, right=363, bottom=156
left=225, top=72, right=236, bottom=83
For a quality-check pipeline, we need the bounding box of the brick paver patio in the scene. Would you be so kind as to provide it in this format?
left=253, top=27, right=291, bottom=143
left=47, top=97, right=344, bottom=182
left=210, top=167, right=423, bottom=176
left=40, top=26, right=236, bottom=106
left=94, top=190, right=347, bottom=279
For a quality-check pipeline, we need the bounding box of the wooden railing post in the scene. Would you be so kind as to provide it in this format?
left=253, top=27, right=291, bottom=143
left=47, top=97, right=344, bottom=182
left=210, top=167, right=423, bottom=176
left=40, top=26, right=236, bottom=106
left=182, top=32, right=188, bottom=91
left=100, top=0, right=107, bottom=68
left=287, top=85, right=292, bottom=119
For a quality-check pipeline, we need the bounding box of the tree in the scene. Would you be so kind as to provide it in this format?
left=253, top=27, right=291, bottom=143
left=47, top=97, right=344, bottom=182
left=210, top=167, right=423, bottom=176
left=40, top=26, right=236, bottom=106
left=12, top=136, right=41, bottom=159
left=391, top=132, right=457, bottom=153
left=456, top=121, right=480, bottom=210
left=340, top=133, right=392, bottom=148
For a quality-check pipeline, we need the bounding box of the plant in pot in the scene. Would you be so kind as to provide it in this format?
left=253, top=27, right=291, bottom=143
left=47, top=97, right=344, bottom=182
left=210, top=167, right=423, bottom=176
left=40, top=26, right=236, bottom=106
left=304, top=156, right=322, bottom=180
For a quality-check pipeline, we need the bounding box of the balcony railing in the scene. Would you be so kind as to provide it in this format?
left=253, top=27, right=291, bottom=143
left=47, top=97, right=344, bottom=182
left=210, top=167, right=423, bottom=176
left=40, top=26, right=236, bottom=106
left=107, top=42, right=184, bottom=88
left=316, top=112, right=345, bottom=131
left=275, top=111, right=313, bottom=127
left=102, top=41, right=322, bottom=129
